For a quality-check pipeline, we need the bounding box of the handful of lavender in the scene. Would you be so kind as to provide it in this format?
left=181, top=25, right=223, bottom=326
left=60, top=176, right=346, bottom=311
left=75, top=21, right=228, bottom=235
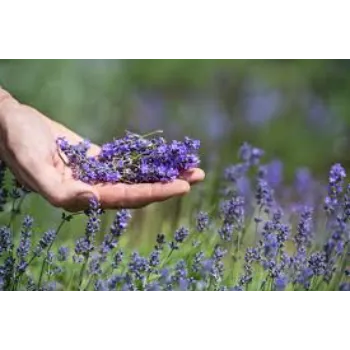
left=57, top=131, right=200, bottom=184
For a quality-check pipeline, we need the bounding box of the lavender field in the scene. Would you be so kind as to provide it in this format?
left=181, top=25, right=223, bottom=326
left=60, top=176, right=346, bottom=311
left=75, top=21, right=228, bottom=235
left=1, top=60, right=350, bottom=291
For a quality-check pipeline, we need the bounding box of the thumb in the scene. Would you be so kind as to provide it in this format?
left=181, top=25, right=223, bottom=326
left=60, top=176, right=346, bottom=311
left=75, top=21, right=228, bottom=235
left=34, top=166, right=99, bottom=211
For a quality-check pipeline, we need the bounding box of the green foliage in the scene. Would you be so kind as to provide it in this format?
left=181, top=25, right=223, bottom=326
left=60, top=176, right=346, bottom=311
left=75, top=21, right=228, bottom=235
left=1, top=60, right=350, bottom=286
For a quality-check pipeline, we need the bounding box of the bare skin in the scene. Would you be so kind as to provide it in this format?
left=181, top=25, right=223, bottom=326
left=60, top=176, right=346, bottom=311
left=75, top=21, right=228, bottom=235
left=0, top=88, right=205, bottom=212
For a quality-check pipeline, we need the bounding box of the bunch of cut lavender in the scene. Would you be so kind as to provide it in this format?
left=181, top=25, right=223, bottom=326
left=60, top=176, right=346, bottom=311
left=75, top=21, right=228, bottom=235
left=57, top=131, right=200, bottom=184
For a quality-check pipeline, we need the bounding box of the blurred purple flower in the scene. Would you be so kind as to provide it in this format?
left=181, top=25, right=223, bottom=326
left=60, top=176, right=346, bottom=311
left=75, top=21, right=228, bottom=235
left=275, top=273, right=288, bottom=291
left=200, top=99, right=230, bottom=140
left=243, top=79, right=283, bottom=126
left=266, top=160, right=283, bottom=188
left=295, top=168, right=313, bottom=195
left=132, top=92, right=166, bottom=131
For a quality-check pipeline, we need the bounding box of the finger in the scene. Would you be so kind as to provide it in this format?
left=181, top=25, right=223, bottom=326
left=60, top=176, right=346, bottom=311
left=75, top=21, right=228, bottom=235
left=38, top=170, right=99, bottom=211
left=94, top=180, right=190, bottom=209
left=18, top=161, right=99, bottom=211
left=180, top=168, right=205, bottom=185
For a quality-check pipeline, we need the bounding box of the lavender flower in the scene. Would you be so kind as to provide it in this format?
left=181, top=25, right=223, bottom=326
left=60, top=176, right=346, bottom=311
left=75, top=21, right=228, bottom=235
left=324, top=164, right=346, bottom=214
left=239, top=247, right=260, bottom=286
left=211, top=245, right=226, bottom=282
left=324, top=216, right=347, bottom=259
left=43, top=281, right=58, bottom=291
left=88, top=255, right=102, bottom=276
left=262, top=232, right=279, bottom=261
left=218, top=223, right=234, bottom=242
left=275, top=273, right=288, bottom=291
left=16, top=260, right=28, bottom=273
left=230, top=286, right=243, bottom=291
left=295, top=207, right=313, bottom=251
left=339, top=283, right=350, bottom=291
left=99, top=234, right=118, bottom=256
left=110, top=209, right=132, bottom=238
left=112, top=249, right=124, bottom=269
left=170, top=226, right=189, bottom=250
left=17, top=239, right=31, bottom=259
left=145, top=282, right=161, bottom=291
left=220, top=197, right=245, bottom=229
left=266, top=160, right=283, bottom=188
left=149, top=250, right=160, bottom=268
left=17, top=215, right=34, bottom=260
left=196, top=211, right=210, bottom=232
left=256, top=167, right=274, bottom=213
left=58, top=246, right=69, bottom=262
left=128, top=252, right=149, bottom=281
left=239, top=143, right=264, bottom=166
left=0, top=257, right=15, bottom=290
left=224, top=164, right=248, bottom=183
left=295, top=168, right=313, bottom=197
left=75, top=237, right=94, bottom=256
left=308, top=252, right=327, bottom=276
left=107, top=275, right=123, bottom=290
left=85, top=197, right=103, bottom=238
left=192, top=251, right=205, bottom=273
left=171, top=260, right=188, bottom=290
left=95, top=280, right=109, bottom=291
left=75, top=197, right=102, bottom=257
left=38, top=230, right=56, bottom=250
left=0, top=226, right=12, bottom=254
left=343, top=184, right=350, bottom=221
left=174, top=228, right=189, bottom=243
left=155, top=233, right=166, bottom=251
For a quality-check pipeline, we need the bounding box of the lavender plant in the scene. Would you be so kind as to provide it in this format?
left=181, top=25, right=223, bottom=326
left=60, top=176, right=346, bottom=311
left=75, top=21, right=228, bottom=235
left=0, top=137, right=349, bottom=291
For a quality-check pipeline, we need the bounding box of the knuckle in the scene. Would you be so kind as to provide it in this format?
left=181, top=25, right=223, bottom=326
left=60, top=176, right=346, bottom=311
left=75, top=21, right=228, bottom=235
left=47, top=192, right=68, bottom=208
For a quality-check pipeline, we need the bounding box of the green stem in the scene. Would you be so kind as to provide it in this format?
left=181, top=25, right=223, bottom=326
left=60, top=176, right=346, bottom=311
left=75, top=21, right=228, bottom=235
left=57, top=145, right=70, bottom=166
left=140, top=129, right=163, bottom=138
left=235, top=229, right=244, bottom=257
left=7, top=198, right=18, bottom=229
left=83, top=275, right=93, bottom=291
left=14, top=253, right=37, bottom=291
left=254, top=206, right=262, bottom=237
left=78, top=253, right=90, bottom=290
left=37, top=218, right=66, bottom=290
left=331, top=245, right=349, bottom=290
left=167, top=248, right=175, bottom=259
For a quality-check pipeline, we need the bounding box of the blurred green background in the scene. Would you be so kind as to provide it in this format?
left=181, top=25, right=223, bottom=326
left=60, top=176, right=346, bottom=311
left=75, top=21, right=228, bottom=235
left=1, top=59, right=350, bottom=247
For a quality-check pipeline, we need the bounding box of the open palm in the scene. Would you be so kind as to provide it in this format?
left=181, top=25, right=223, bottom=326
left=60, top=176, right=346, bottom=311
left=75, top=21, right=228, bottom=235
left=0, top=92, right=205, bottom=211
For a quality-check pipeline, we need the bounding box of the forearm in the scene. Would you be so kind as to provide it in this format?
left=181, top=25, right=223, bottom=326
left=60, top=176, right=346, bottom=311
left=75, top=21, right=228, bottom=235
left=0, top=85, right=10, bottom=98
left=0, top=87, right=17, bottom=119
left=0, top=87, right=9, bottom=159
left=0, top=87, right=19, bottom=160
left=0, top=87, right=25, bottom=125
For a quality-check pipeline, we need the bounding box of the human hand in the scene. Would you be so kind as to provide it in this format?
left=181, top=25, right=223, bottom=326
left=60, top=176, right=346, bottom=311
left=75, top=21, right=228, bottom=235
left=0, top=88, right=205, bottom=211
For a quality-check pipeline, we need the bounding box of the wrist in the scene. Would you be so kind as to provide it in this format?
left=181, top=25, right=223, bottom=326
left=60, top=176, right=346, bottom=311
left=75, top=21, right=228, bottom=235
left=0, top=88, right=18, bottom=159
left=0, top=87, right=18, bottom=121
left=0, top=87, right=12, bottom=106
left=0, top=88, right=11, bottom=113
left=0, top=89, right=9, bottom=161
